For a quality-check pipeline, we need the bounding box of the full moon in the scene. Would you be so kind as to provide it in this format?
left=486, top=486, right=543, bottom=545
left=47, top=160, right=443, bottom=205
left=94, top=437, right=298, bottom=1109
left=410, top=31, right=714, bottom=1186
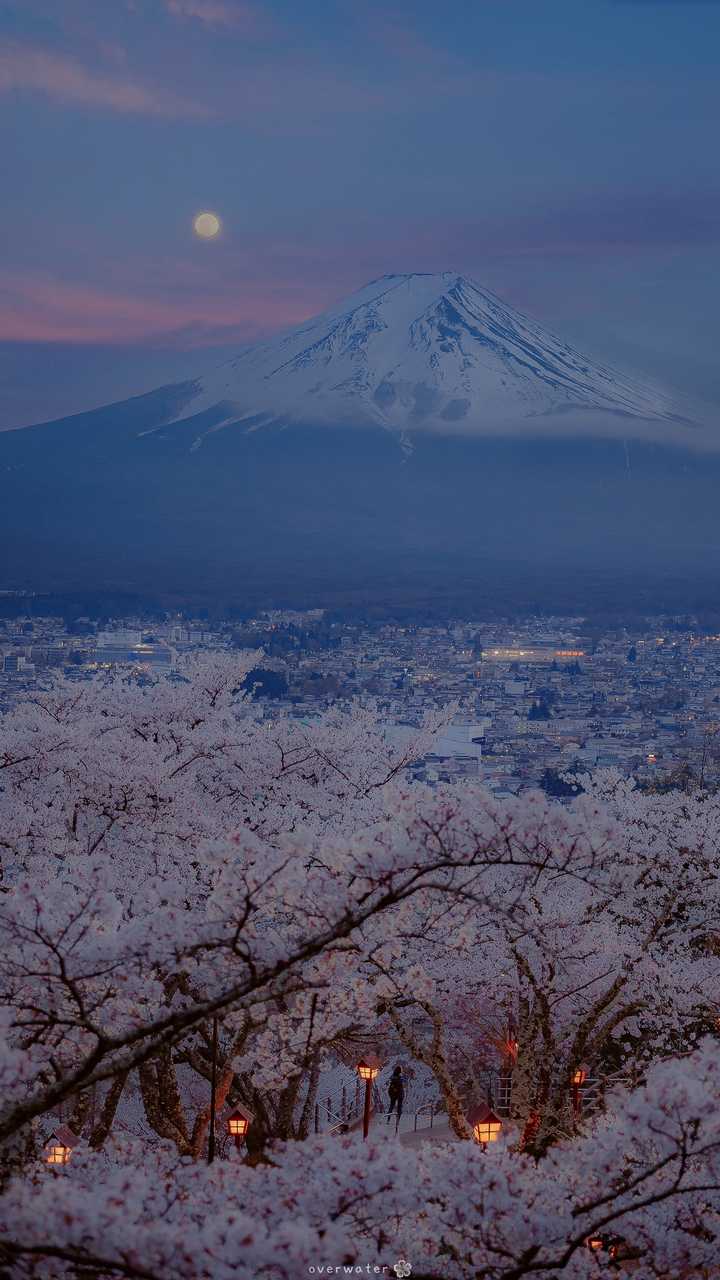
left=193, top=211, right=221, bottom=239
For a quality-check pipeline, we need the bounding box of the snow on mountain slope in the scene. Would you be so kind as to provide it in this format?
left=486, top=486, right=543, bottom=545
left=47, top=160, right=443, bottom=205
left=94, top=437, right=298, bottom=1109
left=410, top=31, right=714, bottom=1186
left=174, top=272, right=686, bottom=441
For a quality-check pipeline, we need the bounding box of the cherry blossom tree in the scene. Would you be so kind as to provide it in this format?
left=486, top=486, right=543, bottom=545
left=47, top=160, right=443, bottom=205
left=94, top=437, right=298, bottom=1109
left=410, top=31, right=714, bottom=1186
left=2, top=663, right=720, bottom=1277
left=0, top=658, right=457, bottom=1155
left=370, top=783, right=720, bottom=1153
left=1, top=1044, right=720, bottom=1279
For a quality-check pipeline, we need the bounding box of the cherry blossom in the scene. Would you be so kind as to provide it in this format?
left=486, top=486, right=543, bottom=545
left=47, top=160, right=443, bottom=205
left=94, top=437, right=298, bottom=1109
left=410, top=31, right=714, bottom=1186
left=1, top=663, right=719, bottom=1276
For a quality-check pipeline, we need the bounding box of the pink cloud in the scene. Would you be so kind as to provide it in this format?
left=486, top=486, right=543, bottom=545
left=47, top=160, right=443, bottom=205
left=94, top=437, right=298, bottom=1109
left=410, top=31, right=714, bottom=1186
left=0, top=41, right=212, bottom=117
left=0, top=269, right=327, bottom=346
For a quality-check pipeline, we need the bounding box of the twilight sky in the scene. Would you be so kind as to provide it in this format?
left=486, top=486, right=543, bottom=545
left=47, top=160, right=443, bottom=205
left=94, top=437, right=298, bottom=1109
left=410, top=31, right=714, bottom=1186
left=1, top=0, right=719, bottom=429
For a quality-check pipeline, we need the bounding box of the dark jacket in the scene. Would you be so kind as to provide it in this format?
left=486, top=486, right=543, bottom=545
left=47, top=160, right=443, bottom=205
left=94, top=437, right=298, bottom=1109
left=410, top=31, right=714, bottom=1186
left=388, top=1071, right=404, bottom=1101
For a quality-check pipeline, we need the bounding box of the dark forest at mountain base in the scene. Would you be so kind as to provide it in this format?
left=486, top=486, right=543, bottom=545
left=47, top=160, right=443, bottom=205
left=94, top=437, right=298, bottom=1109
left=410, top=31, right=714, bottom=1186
left=3, top=558, right=720, bottom=626
left=2, top=400, right=720, bottom=615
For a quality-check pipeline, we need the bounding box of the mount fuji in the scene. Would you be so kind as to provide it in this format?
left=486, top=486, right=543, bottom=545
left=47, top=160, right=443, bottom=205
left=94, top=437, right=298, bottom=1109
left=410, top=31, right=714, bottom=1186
left=164, top=271, right=684, bottom=442
left=1, top=272, right=719, bottom=610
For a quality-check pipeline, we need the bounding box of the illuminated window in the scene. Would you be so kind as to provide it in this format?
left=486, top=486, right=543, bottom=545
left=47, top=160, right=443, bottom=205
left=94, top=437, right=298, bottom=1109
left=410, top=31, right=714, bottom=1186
left=46, top=1144, right=71, bottom=1165
left=473, top=1114, right=502, bottom=1145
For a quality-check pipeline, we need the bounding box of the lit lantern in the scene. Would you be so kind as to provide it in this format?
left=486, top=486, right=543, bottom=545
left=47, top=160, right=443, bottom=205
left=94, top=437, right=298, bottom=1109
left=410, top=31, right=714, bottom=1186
left=44, top=1125, right=77, bottom=1166
left=357, top=1054, right=382, bottom=1140
left=226, top=1105, right=252, bottom=1151
left=357, top=1058, right=380, bottom=1082
left=586, top=1237, right=604, bottom=1252
left=227, top=1110, right=250, bottom=1138
left=571, top=1067, right=588, bottom=1119
left=467, top=1104, right=503, bottom=1148
left=46, top=1143, right=71, bottom=1165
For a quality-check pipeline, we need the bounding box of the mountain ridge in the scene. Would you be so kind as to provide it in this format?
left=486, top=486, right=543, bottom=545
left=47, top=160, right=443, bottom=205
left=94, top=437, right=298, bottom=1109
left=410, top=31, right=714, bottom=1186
left=164, top=271, right=690, bottom=448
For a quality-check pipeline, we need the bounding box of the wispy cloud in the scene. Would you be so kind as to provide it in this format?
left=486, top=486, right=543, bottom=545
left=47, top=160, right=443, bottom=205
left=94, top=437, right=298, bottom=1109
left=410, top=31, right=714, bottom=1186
left=163, top=0, right=263, bottom=28
left=0, top=269, right=324, bottom=345
left=0, top=41, right=212, bottom=117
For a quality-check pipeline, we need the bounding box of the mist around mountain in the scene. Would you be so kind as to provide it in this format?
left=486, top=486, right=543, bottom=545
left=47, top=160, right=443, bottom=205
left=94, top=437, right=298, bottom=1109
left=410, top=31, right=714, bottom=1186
left=1, top=272, right=719, bottom=614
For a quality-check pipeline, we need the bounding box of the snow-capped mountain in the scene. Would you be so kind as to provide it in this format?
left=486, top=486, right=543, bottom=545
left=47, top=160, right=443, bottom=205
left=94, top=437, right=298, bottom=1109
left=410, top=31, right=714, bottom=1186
left=174, top=272, right=683, bottom=442
left=1, top=271, right=715, bottom=608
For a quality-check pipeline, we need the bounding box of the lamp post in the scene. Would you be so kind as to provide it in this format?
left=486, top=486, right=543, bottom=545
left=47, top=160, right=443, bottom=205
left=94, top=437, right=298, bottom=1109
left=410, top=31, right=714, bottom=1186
left=357, top=1055, right=381, bottom=1141
left=467, top=1104, right=503, bottom=1150
left=571, top=1067, right=587, bottom=1119
left=226, top=1106, right=252, bottom=1153
left=207, top=1014, right=219, bottom=1165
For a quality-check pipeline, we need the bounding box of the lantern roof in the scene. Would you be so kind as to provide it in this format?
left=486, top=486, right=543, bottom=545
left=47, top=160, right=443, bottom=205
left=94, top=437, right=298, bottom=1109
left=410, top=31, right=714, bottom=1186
left=466, top=1104, right=502, bottom=1128
left=43, top=1124, right=78, bottom=1149
left=225, top=1103, right=253, bottom=1124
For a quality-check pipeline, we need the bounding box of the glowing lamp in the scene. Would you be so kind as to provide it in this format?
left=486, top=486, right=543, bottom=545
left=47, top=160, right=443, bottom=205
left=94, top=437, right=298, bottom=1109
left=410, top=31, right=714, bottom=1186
left=467, top=1105, right=503, bottom=1148
left=586, top=1237, right=604, bottom=1252
left=474, top=1113, right=502, bottom=1146
left=227, top=1110, right=250, bottom=1139
left=44, top=1126, right=76, bottom=1165
left=46, top=1143, right=71, bottom=1165
left=226, top=1104, right=253, bottom=1151
left=571, top=1067, right=588, bottom=1121
left=357, top=1054, right=382, bottom=1140
left=357, top=1056, right=381, bottom=1081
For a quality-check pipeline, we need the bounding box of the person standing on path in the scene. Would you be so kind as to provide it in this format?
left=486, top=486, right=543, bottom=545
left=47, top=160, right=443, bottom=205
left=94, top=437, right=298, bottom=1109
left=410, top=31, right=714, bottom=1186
left=386, top=1066, right=404, bottom=1132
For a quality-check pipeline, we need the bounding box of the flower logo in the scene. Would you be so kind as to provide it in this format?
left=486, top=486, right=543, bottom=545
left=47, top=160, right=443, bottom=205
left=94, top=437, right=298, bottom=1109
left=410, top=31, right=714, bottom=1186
left=393, top=1262, right=412, bottom=1278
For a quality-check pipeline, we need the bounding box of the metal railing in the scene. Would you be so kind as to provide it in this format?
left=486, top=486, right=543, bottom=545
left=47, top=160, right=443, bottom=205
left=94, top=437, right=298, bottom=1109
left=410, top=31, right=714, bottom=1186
left=412, top=1101, right=445, bottom=1131
left=314, top=1080, right=384, bottom=1135
left=313, top=1088, right=445, bottom=1138
left=492, top=1069, right=603, bottom=1120
left=312, top=1068, right=605, bottom=1138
